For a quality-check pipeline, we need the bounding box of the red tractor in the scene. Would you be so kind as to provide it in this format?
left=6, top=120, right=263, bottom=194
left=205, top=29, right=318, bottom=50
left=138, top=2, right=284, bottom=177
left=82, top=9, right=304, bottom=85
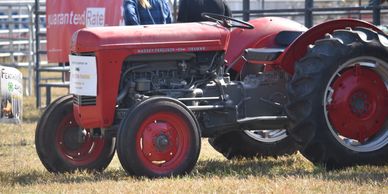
left=35, top=14, right=388, bottom=177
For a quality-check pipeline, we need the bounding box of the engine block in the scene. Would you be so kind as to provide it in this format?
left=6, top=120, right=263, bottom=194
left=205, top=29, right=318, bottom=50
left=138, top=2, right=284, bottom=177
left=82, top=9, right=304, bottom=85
left=118, top=52, right=224, bottom=105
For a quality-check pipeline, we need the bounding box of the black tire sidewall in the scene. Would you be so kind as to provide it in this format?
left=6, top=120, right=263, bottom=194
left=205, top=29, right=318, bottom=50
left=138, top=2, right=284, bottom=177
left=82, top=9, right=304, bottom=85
left=209, top=130, right=297, bottom=159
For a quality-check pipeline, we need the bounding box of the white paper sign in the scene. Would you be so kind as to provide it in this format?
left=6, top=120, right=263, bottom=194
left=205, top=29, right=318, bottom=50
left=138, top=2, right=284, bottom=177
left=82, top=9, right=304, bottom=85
left=69, top=55, right=97, bottom=96
left=0, top=66, right=23, bottom=124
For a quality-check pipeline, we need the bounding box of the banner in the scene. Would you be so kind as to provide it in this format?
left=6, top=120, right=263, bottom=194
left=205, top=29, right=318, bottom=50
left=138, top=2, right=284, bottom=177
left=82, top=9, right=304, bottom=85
left=46, top=0, right=124, bottom=63
left=0, top=66, right=23, bottom=124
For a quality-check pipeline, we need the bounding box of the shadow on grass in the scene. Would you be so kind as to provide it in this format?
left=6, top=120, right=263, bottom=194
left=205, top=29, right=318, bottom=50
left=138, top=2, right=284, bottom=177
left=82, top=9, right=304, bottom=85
left=195, top=158, right=307, bottom=177
left=194, top=158, right=388, bottom=183
left=0, top=169, right=128, bottom=186
left=1, top=157, right=387, bottom=186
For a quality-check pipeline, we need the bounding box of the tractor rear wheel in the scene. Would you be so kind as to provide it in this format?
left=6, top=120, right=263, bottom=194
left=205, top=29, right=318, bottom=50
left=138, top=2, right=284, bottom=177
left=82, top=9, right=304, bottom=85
left=35, top=95, right=116, bottom=172
left=117, top=97, right=201, bottom=178
left=208, top=129, right=297, bottom=159
left=286, top=28, right=388, bottom=169
left=209, top=65, right=298, bottom=159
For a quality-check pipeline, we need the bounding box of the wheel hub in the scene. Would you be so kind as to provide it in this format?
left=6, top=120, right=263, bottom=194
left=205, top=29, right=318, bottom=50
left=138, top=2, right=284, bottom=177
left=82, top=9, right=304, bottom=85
left=349, top=91, right=371, bottom=117
left=56, top=114, right=105, bottom=165
left=327, top=66, right=388, bottom=142
left=63, top=127, right=87, bottom=150
left=141, top=121, right=177, bottom=162
left=155, top=134, right=170, bottom=151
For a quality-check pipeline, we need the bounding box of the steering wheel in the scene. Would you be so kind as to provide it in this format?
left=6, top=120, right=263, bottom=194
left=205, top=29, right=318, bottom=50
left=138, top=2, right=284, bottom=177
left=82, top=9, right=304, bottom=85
left=201, top=13, right=254, bottom=29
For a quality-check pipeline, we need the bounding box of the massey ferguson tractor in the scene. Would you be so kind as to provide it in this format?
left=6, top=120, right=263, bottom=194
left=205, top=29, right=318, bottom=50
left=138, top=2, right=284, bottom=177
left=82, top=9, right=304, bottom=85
left=35, top=13, right=388, bottom=178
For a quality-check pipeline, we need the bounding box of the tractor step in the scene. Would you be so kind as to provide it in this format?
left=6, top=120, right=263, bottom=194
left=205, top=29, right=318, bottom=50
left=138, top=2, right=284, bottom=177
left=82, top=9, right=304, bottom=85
left=244, top=48, right=284, bottom=62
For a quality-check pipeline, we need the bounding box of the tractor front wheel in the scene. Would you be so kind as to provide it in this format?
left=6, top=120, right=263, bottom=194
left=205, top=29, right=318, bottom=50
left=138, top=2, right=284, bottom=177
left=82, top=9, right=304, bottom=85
left=286, top=27, right=388, bottom=169
left=117, top=97, right=201, bottom=178
left=35, top=95, right=116, bottom=172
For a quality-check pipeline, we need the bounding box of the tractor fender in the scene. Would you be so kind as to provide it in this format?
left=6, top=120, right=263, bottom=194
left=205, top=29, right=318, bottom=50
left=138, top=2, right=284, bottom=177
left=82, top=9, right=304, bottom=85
left=225, top=17, right=307, bottom=72
left=279, top=19, right=383, bottom=74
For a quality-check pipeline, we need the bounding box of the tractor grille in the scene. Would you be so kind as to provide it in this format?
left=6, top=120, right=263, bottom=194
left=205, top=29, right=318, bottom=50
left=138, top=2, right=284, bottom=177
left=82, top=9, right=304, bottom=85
left=73, top=95, right=96, bottom=106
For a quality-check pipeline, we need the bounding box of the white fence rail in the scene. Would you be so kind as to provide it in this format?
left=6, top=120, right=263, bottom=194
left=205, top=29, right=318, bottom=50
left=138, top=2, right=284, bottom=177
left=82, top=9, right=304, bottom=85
left=0, top=2, right=34, bottom=95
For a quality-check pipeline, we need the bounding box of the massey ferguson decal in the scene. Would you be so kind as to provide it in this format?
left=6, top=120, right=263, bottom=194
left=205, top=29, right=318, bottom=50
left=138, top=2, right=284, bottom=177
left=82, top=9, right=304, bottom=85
left=137, top=47, right=207, bottom=54
left=46, top=1, right=123, bottom=63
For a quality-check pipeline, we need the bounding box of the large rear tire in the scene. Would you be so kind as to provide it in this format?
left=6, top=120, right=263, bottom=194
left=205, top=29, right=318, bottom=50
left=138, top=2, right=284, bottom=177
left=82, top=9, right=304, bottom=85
left=208, top=129, right=297, bottom=159
left=35, top=95, right=116, bottom=172
left=286, top=28, right=388, bottom=169
left=117, top=97, right=201, bottom=178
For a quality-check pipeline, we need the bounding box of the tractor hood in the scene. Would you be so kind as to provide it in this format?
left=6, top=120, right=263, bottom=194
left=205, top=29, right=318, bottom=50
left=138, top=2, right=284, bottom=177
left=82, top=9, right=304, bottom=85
left=71, top=22, right=230, bottom=54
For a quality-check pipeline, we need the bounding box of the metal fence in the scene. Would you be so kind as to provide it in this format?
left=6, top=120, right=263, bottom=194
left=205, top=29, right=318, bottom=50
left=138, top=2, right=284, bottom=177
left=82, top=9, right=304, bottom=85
left=0, top=1, right=36, bottom=96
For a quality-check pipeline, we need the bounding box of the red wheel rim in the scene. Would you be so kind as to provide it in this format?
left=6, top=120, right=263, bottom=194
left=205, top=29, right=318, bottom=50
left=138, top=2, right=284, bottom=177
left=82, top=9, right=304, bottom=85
left=135, top=111, right=191, bottom=174
left=55, top=113, right=105, bottom=166
left=327, top=65, right=388, bottom=142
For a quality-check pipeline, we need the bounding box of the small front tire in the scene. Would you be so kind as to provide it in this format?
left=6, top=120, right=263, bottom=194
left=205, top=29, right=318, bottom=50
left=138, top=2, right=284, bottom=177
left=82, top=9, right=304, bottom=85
left=117, top=97, right=201, bottom=178
left=35, top=95, right=116, bottom=172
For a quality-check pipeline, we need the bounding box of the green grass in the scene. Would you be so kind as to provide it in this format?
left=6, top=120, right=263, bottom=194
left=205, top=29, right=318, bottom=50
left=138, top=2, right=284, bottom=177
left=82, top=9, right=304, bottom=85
left=0, top=92, right=387, bottom=193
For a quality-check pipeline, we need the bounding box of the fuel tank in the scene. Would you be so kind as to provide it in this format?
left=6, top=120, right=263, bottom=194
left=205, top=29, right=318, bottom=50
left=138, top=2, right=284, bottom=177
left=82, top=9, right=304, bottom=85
left=225, top=17, right=307, bottom=72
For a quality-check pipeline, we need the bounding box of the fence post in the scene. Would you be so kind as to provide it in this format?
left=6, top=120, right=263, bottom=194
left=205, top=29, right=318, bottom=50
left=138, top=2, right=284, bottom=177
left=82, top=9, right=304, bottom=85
left=34, top=0, right=41, bottom=107
left=173, top=0, right=177, bottom=22
left=305, top=0, right=313, bottom=28
left=7, top=5, right=15, bottom=65
left=372, top=0, right=381, bottom=25
left=243, top=0, right=250, bottom=21
left=27, top=5, right=34, bottom=96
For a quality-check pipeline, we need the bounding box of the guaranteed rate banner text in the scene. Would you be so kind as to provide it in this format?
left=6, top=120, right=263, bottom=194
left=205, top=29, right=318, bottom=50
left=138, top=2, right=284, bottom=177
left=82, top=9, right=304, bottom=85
left=46, top=0, right=123, bottom=63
